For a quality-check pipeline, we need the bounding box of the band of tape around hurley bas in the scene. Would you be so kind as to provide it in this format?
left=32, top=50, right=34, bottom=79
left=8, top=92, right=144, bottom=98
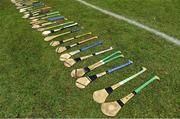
left=88, top=75, right=98, bottom=81
left=74, top=57, right=81, bottom=62
left=116, top=99, right=125, bottom=107
left=83, top=67, right=91, bottom=73
left=105, top=87, right=113, bottom=94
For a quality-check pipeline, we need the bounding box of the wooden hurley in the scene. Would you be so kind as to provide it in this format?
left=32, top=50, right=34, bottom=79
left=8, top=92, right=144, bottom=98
left=32, top=20, right=63, bottom=29
left=30, top=12, right=60, bottom=24
left=50, top=32, right=92, bottom=47
left=64, top=47, right=113, bottom=68
left=60, top=41, right=103, bottom=61
left=34, top=13, right=61, bottom=21
left=71, top=51, right=124, bottom=78
left=37, top=21, right=74, bottom=31
left=93, top=67, right=147, bottom=104
left=30, top=15, right=65, bottom=25
left=75, top=60, right=133, bottom=89
left=33, top=20, right=74, bottom=29
left=101, top=76, right=160, bottom=117
left=44, top=28, right=80, bottom=42
left=42, top=22, right=78, bottom=36
left=32, top=16, right=65, bottom=26
left=56, top=36, right=98, bottom=53
left=29, top=11, right=60, bottom=20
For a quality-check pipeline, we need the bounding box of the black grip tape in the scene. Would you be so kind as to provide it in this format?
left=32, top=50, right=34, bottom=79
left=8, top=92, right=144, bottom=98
left=59, top=40, right=64, bottom=44
left=50, top=30, right=54, bottom=33
left=105, top=87, right=113, bottom=94
left=132, top=91, right=137, bottom=95
left=65, top=45, right=71, bottom=50
left=88, top=75, right=97, bottom=81
left=84, top=67, right=91, bottom=73
left=92, top=53, right=96, bottom=56
left=74, top=57, right=81, bottom=62
left=116, top=99, right=125, bottom=107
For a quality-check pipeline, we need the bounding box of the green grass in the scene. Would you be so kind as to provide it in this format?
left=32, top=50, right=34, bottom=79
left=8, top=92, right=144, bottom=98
left=0, top=0, right=179, bottom=118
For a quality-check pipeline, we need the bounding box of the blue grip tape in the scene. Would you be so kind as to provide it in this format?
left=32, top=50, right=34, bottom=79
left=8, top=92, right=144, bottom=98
left=80, top=41, right=103, bottom=52
left=107, top=60, right=133, bottom=73
left=48, top=16, right=64, bottom=21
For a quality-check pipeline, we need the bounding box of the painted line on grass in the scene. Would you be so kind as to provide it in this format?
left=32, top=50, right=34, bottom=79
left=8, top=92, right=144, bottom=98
left=75, top=0, right=180, bottom=46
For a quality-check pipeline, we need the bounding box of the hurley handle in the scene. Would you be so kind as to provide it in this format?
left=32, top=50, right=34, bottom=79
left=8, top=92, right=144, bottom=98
left=102, top=51, right=121, bottom=62
left=105, top=55, right=123, bottom=64
left=47, top=28, right=80, bottom=41
left=71, top=28, right=81, bottom=33
left=41, top=22, right=54, bottom=26
left=107, top=60, right=133, bottom=74
left=111, top=67, right=147, bottom=90
left=78, top=36, right=98, bottom=44
left=46, top=11, right=59, bottom=16
left=62, top=32, right=91, bottom=42
left=80, top=41, right=103, bottom=52
left=75, top=32, right=92, bottom=38
left=33, top=13, right=46, bottom=18
left=134, top=76, right=160, bottom=94
left=54, top=23, right=78, bottom=32
left=60, top=21, right=74, bottom=25
left=79, top=47, right=112, bottom=60
left=119, top=67, right=147, bottom=85
left=57, top=27, right=80, bottom=37
left=52, top=21, right=74, bottom=28
left=102, top=51, right=123, bottom=64
left=43, top=14, right=61, bottom=19
left=95, top=47, right=113, bottom=55
left=46, top=21, right=74, bottom=31
left=64, top=23, right=78, bottom=29
left=48, top=16, right=64, bottom=21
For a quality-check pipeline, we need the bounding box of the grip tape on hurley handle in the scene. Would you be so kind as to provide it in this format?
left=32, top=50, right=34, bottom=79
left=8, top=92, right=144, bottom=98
left=102, top=51, right=123, bottom=64
left=107, top=60, right=133, bottom=73
left=80, top=41, right=103, bottom=52
left=48, top=16, right=64, bottom=21
left=134, top=76, right=160, bottom=94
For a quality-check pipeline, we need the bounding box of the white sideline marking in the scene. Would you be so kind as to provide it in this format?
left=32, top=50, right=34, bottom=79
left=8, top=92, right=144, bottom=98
left=75, top=0, right=180, bottom=46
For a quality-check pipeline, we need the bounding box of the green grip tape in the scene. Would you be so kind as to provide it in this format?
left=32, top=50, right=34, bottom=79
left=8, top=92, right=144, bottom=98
left=134, top=76, right=160, bottom=94
left=76, top=32, right=91, bottom=38
left=104, top=54, right=124, bottom=64
left=47, top=11, right=59, bottom=16
left=102, top=51, right=121, bottom=62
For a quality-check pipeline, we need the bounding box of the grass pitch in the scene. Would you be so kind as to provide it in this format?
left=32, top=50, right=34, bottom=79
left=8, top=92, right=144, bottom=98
left=0, top=0, right=179, bottom=118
